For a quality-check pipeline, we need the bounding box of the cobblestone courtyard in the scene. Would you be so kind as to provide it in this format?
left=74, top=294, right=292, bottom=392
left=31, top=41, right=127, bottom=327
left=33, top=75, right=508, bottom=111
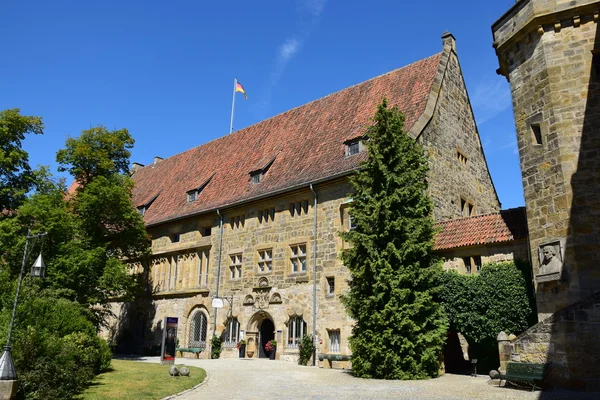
left=134, top=357, right=596, bottom=400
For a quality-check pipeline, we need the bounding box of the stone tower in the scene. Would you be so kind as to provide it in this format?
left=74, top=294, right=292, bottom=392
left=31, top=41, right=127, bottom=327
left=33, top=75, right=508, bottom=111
left=493, top=0, right=600, bottom=390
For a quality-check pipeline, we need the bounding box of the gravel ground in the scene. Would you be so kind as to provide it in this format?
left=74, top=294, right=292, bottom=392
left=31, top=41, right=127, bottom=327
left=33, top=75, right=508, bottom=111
left=131, top=357, right=597, bottom=400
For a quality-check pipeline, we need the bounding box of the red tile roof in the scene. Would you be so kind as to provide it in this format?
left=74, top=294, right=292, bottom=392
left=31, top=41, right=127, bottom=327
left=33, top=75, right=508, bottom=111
left=434, top=207, right=528, bottom=250
left=132, top=53, right=442, bottom=227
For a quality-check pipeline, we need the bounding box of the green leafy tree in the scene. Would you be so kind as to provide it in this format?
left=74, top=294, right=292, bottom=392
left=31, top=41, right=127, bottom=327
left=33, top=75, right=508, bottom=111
left=0, top=108, right=44, bottom=211
left=56, top=126, right=134, bottom=186
left=341, top=99, right=447, bottom=379
left=438, top=261, right=532, bottom=372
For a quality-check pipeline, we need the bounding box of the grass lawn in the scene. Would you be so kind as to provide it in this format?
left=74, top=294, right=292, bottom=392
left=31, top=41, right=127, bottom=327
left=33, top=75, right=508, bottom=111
left=77, top=359, right=206, bottom=400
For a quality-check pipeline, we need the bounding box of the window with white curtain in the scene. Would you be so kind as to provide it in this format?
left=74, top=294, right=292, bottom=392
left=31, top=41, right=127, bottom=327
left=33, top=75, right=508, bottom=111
left=223, top=317, right=240, bottom=347
left=329, top=330, right=340, bottom=353
left=287, top=315, right=306, bottom=348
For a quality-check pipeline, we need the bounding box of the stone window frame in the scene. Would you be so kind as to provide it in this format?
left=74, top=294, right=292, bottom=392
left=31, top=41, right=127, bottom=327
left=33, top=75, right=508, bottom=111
left=326, top=276, right=335, bottom=297
left=460, top=197, right=475, bottom=217
left=229, top=253, right=243, bottom=280
left=229, top=215, right=245, bottom=230
left=223, top=316, right=240, bottom=347
left=526, top=113, right=545, bottom=148
left=257, top=248, right=273, bottom=274
left=289, top=243, right=308, bottom=274
left=328, top=329, right=341, bottom=353
left=258, top=208, right=276, bottom=224
left=456, top=147, right=468, bottom=166
left=188, top=307, right=209, bottom=349
left=289, top=200, right=309, bottom=218
left=196, top=249, right=210, bottom=288
left=462, top=255, right=482, bottom=274
left=286, top=315, right=306, bottom=349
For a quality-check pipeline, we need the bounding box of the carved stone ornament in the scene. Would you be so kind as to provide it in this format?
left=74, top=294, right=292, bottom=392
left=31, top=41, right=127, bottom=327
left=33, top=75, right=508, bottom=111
left=258, top=277, right=269, bottom=287
left=243, top=295, right=255, bottom=305
left=270, top=292, right=282, bottom=304
left=535, top=240, right=565, bottom=283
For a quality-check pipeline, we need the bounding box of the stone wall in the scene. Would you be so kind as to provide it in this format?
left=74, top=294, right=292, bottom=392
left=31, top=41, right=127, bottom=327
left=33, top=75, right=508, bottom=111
left=498, top=292, right=600, bottom=390
left=493, top=0, right=600, bottom=319
left=421, top=41, right=501, bottom=222
left=438, top=239, right=529, bottom=274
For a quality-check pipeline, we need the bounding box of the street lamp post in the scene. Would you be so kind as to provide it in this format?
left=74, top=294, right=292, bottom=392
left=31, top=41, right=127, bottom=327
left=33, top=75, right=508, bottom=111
left=0, top=230, right=47, bottom=399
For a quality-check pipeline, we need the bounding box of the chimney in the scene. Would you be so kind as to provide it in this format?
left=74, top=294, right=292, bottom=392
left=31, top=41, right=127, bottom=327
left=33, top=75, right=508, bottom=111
left=153, top=156, right=164, bottom=165
left=130, top=162, right=145, bottom=175
left=442, top=31, right=456, bottom=52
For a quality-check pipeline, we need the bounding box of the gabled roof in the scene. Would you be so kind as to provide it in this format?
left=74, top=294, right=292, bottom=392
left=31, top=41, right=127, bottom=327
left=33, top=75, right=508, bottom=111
left=433, top=207, right=528, bottom=251
left=132, top=52, right=443, bottom=226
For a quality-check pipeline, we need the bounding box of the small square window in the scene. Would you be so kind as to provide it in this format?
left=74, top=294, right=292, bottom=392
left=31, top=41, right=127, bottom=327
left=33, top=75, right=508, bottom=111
left=531, top=124, right=542, bottom=145
left=172, top=233, right=180, bottom=243
left=345, top=140, right=361, bottom=156
left=250, top=172, right=262, bottom=184
left=326, top=277, right=335, bottom=295
left=203, top=227, right=211, bottom=237
left=291, top=244, right=307, bottom=273
left=230, top=254, right=242, bottom=280
left=187, top=191, right=197, bottom=202
left=258, top=249, right=273, bottom=273
left=137, top=206, right=146, bottom=215
left=460, top=198, right=474, bottom=217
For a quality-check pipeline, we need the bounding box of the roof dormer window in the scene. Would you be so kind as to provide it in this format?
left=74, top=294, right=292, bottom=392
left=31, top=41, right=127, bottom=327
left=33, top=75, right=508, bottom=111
left=345, top=138, right=364, bottom=157
left=250, top=171, right=263, bottom=184
left=186, top=173, right=215, bottom=203
left=137, top=206, right=146, bottom=215
left=187, top=191, right=197, bottom=203
left=249, top=154, right=277, bottom=185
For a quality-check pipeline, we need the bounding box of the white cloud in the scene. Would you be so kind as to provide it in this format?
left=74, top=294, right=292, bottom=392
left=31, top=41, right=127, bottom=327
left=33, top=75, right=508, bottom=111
left=304, top=0, right=326, bottom=19
left=279, top=38, right=301, bottom=62
left=471, top=79, right=512, bottom=125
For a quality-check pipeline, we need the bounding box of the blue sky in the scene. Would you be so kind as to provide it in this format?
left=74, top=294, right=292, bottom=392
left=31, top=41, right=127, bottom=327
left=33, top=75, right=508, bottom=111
left=1, top=0, right=524, bottom=208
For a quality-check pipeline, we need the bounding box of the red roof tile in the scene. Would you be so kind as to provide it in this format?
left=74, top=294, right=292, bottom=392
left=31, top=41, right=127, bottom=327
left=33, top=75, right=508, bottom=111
left=132, top=53, right=443, bottom=226
left=433, top=207, right=528, bottom=250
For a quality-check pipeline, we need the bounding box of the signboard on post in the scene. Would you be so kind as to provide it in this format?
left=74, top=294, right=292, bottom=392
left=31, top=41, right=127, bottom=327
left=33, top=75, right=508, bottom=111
left=161, top=317, right=178, bottom=365
left=212, top=298, right=224, bottom=308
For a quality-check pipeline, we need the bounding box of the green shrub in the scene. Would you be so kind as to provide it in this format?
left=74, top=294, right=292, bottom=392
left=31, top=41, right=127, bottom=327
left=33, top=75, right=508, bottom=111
left=210, top=335, right=222, bottom=359
left=438, top=261, right=532, bottom=372
left=298, top=334, right=314, bottom=366
left=0, top=283, right=113, bottom=399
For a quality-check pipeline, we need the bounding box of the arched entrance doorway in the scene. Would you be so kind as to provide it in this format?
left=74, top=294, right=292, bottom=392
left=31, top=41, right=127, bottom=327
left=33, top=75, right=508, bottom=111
left=247, top=310, right=276, bottom=359
left=258, top=318, right=275, bottom=358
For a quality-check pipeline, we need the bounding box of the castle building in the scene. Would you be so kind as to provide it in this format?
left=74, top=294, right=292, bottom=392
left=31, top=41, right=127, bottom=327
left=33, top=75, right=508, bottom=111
left=493, top=0, right=600, bottom=390
left=107, top=33, right=525, bottom=365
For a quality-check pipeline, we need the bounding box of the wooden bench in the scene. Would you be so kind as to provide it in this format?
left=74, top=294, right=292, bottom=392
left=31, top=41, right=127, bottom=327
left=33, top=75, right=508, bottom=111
left=497, top=362, right=547, bottom=391
left=176, top=347, right=203, bottom=358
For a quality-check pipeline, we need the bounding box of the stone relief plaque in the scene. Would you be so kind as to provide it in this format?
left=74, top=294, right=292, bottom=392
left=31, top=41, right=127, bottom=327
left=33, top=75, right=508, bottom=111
left=535, top=240, right=564, bottom=283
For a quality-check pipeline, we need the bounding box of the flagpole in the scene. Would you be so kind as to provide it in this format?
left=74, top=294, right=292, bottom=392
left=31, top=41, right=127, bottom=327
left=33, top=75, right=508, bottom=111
left=229, top=77, right=237, bottom=134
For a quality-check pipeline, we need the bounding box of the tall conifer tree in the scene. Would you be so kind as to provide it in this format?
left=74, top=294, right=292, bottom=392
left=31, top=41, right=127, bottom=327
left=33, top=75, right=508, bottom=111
left=341, top=99, right=447, bottom=379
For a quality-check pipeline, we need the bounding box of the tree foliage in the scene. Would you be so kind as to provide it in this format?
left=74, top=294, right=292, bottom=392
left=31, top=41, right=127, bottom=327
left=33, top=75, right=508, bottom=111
left=298, top=334, right=315, bottom=366
left=0, top=282, right=112, bottom=400
left=56, top=126, right=134, bottom=186
left=0, top=108, right=44, bottom=211
left=0, top=125, right=149, bottom=323
left=341, top=99, right=447, bottom=379
left=438, top=261, right=533, bottom=371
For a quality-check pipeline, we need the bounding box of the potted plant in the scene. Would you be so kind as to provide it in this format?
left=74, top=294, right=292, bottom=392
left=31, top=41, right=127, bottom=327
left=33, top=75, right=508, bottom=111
left=236, top=339, right=247, bottom=358
left=265, top=340, right=277, bottom=360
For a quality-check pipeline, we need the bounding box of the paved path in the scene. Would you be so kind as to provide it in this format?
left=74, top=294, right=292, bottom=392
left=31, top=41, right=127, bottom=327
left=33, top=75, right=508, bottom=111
left=134, top=357, right=596, bottom=400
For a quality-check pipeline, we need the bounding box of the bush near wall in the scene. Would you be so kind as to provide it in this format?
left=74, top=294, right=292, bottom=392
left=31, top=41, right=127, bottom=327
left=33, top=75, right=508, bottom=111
left=438, top=261, right=532, bottom=372
left=0, top=281, right=112, bottom=400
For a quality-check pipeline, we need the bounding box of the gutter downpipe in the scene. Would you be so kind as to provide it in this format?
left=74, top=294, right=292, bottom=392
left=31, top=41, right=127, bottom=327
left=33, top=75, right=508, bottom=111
left=309, top=183, right=318, bottom=366
left=213, top=208, right=224, bottom=336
